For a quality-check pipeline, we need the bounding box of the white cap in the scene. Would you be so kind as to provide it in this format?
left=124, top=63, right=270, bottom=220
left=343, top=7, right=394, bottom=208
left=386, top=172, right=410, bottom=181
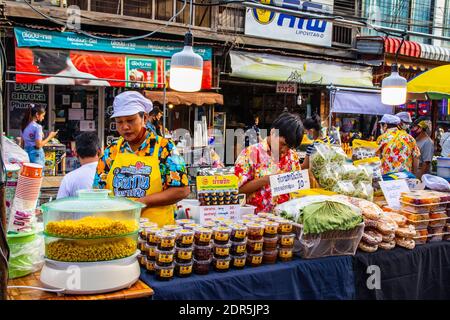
left=396, top=111, right=412, bottom=123
left=380, top=114, right=401, bottom=125
left=111, top=91, right=153, bottom=118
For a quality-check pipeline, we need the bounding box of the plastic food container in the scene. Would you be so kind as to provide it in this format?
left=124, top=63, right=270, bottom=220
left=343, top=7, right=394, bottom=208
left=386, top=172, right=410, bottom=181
left=213, top=217, right=228, bottom=224
left=145, top=244, right=157, bottom=260
left=237, top=219, right=254, bottom=226
left=262, top=222, right=279, bottom=238
left=175, top=261, right=193, bottom=278
left=263, top=250, right=278, bottom=264
left=137, top=253, right=146, bottom=266
left=155, top=263, right=175, bottom=281
left=241, top=214, right=257, bottom=220
left=429, top=212, right=448, bottom=228
left=212, top=256, right=231, bottom=272
left=156, top=231, right=176, bottom=251
left=257, top=212, right=271, bottom=219
left=193, top=258, right=211, bottom=275
left=145, top=227, right=160, bottom=246
left=155, top=248, right=175, bottom=266
left=246, top=223, right=264, bottom=241
left=213, top=243, right=231, bottom=258
left=183, top=223, right=200, bottom=230
left=175, top=229, right=194, bottom=247
left=193, top=244, right=212, bottom=261
left=278, top=247, right=293, bottom=262
left=253, top=217, right=268, bottom=224
left=175, top=246, right=193, bottom=263
left=138, top=238, right=146, bottom=252
left=401, top=211, right=430, bottom=230
left=400, top=191, right=440, bottom=205
left=194, top=227, right=213, bottom=246
left=246, top=252, right=263, bottom=267
left=277, top=219, right=293, bottom=234
left=145, top=258, right=156, bottom=274
left=163, top=224, right=182, bottom=233
left=263, top=236, right=278, bottom=251
left=247, top=238, right=264, bottom=254
left=413, top=229, right=428, bottom=245
left=218, top=219, right=234, bottom=227
left=230, top=224, right=247, bottom=242
left=231, top=254, right=247, bottom=269
left=230, top=240, right=247, bottom=256
left=212, top=226, right=232, bottom=244
left=279, top=233, right=295, bottom=248
left=201, top=221, right=217, bottom=229
left=175, top=219, right=195, bottom=227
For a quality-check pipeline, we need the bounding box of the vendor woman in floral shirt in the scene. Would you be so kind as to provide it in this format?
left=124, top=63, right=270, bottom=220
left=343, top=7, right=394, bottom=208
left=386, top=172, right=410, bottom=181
left=93, top=91, right=190, bottom=227
left=235, top=113, right=304, bottom=213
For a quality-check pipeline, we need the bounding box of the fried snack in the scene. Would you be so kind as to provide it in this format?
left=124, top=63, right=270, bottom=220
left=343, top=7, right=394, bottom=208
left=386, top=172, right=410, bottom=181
left=395, top=225, right=416, bottom=238
left=395, top=237, right=415, bottom=250
left=379, top=240, right=396, bottom=250
left=363, top=217, right=378, bottom=228
left=358, top=241, right=378, bottom=253
left=381, top=232, right=395, bottom=242
left=362, top=230, right=383, bottom=245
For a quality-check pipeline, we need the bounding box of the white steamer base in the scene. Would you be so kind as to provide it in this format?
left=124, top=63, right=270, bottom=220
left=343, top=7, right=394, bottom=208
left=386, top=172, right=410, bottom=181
left=40, top=251, right=141, bottom=295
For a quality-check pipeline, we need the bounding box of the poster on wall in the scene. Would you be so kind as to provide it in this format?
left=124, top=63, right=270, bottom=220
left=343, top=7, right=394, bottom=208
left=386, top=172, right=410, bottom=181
left=126, top=57, right=159, bottom=89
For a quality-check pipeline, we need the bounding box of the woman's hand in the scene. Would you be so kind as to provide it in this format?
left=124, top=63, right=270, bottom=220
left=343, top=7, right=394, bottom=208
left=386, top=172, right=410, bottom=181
left=48, top=131, right=58, bottom=140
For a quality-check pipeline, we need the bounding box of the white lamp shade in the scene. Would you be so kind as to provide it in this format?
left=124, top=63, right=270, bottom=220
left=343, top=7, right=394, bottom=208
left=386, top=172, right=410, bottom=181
left=169, top=45, right=203, bottom=92
left=381, top=70, right=407, bottom=105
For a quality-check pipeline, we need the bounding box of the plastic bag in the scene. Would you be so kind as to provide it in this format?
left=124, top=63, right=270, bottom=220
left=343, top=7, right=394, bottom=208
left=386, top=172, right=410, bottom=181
left=274, top=195, right=330, bottom=222
left=353, top=181, right=374, bottom=202
left=336, top=164, right=358, bottom=181
left=318, top=166, right=339, bottom=191
left=310, top=144, right=332, bottom=177
left=332, top=180, right=356, bottom=197
left=2, top=136, right=29, bottom=165
left=329, top=145, right=348, bottom=166
left=354, top=157, right=383, bottom=189
left=7, top=234, right=44, bottom=279
left=352, top=139, right=378, bottom=161
left=422, top=174, right=450, bottom=192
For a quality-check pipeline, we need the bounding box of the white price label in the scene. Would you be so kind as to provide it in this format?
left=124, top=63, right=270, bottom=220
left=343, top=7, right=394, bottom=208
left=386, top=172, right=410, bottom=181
left=270, top=170, right=310, bottom=197
left=379, top=180, right=410, bottom=210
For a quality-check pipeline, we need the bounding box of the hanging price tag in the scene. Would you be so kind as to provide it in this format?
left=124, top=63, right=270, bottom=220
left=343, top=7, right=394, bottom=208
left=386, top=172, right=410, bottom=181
left=270, top=170, right=310, bottom=197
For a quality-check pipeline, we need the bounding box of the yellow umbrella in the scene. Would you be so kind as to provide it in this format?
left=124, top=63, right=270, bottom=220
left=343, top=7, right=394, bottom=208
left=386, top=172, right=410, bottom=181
left=407, top=65, right=450, bottom=99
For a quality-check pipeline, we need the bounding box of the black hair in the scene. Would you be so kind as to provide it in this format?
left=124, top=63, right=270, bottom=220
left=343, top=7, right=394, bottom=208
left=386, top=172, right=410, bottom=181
left=303, top=115, right=321, bottom=131
left=75, top=132, right=100, bottom=158
left=138, top=112, right=145, bottom=118
left=386, top=123, right=399, bottom=129
left=271, top=112, right=304, bottom=149
left=21, top=105, right=46, bottom=132
left=33, top=49, right=70, bottom=75
left=150, top=106, right=162, bottom=116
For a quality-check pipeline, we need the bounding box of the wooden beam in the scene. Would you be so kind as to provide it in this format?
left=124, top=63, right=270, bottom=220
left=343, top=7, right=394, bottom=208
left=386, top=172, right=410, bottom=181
left=4, top=1, right=355, bottom=59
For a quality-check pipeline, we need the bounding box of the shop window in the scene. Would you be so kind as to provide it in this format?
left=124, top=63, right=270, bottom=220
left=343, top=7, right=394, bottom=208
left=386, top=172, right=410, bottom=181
left=176, top=0, right=212, bottom=27
left=123, top=0, right=153, bottom=19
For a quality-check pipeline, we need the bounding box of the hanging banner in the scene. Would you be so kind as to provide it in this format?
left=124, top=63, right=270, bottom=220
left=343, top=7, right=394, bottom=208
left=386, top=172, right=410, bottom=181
left=230, top=51, right=373, bottom=87
left=245, top=0, right=333, bottom=47
left=14, top=27, right=212, bottom=60
left=15, top=47, right=212, bottom=88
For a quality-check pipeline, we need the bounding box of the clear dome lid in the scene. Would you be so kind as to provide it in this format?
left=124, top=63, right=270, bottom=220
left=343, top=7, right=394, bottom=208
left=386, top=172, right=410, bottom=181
left=41, top=189, right=145, bottom=213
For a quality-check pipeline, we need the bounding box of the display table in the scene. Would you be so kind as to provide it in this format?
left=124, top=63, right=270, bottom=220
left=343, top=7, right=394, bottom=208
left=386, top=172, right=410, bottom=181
left=140, top=256, right=355, bottom=300
left=7, top=272, right=154, bottom=300
left=353, top=241, right=450, bottom=300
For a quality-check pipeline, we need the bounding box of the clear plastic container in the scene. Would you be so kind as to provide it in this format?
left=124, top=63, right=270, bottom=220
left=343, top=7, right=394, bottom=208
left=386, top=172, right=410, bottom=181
left=277, top=219, right=293, bottom=234
left=400, top=191, right=440, bottom=205
left=413, top=229, right=428, bottom=245
left=218, top=219, right=235, bottom=227
left=155, top=263, right=175, bottom=281
left=212, top=226, right=232, bottom=244
left=246, top=238, right=263, bottom=254
left=145, top=244, right=157, bottom=260
left=231, top=254, right=247, bottom=269
left=201, top=221, right=217, bottom=229
left=230, top=224, right=247, bottom=242
left=156, top=231, right=176, bottom=251
left=212, top=256, right=231, bottom=272
left=279, top=233, right=295, bottom=248
left=175, top=219, right=195, bottom=227
left=213, top=243, right=231, bottom=258
left=183, top=223, right=201, bottom=230
left=246, top=223, right=264, bottom=241
left=194, top=227, right=213, bottom=246
left=236, top=219, right=254, bottom=226
left=137, top=253, right=146, bottom=266
left=175, top=246, right=193, bottom=263
left=263, top=250, right=278, bottom=264
left=145, top=227, right=160, bottom=246
left=429, top=212, right=448, bottom=228
left=246, top=252, right=263, bottom=267
left=175, top=261, right=193, bottom=278
left=175, top=229, right=194, bottom=247
left=263, top=236, right=278, bottom=251
left=253, top=217, right=268, bottom=224
left=241, top=214, right=257, bottom=220
left=193, top=244, right=212, bottom=261
left=230, top=240, right=247, bottom=255
left=42, top=189, right=143, bottom=238
left=427, top=226, right=445, bottom=242
left=400, top=200, right=448, bottom=214
left=145, top=258, right=156, bottom=274
left=138, top=238, right=146, bottom=253
left=401, top=211, right=430, bottom=230
left=155, top=248, right=175, bottom=266
left=162, top=224, right=182, bottom=234
left=278, top=247, right=293, bottom=262
left=262, top=221, right=279, bottom=238
left=193, top=258, right=211, bottom=275
left=45, top=233, right=138, bottom=262
left=257, top=212, right=271, bottom=219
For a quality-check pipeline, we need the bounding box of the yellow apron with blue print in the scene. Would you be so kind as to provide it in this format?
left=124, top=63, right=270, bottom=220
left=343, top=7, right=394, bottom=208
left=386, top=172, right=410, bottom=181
left=105, top=137, right=175, bottom=227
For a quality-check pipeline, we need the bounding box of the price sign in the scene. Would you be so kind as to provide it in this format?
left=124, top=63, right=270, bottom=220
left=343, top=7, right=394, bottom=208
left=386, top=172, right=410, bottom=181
left=379, top=179, right=410, bottom=210
left=270, top=170, right=310, bottom=197
left=276, top=82, right=298, bottom=94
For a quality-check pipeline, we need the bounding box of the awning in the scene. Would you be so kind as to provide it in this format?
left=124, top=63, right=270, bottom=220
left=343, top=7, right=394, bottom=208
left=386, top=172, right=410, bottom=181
left=419, top=44, right=450, bottom=62
left=144, top=91, right=223, bottom=106
left=229, top=51, right=374, bottom=87
left=384, top=38, right=421, bottom=57
left=332, top=89, right=394, bottom=116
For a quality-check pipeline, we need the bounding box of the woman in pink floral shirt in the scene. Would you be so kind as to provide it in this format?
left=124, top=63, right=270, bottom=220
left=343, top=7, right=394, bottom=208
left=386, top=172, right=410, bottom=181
left=235, top=113, right=304, bottom=213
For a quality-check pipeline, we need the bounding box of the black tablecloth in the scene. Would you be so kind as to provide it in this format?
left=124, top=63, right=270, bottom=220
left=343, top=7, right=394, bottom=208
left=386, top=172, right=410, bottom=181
left=140, top=256, right=355, bottom=300
left=353, top=241, right=450, bottom=300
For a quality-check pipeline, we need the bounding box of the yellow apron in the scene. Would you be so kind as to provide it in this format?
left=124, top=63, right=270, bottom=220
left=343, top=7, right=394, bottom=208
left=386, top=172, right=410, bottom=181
left=105, top=137, right=175, bottom=227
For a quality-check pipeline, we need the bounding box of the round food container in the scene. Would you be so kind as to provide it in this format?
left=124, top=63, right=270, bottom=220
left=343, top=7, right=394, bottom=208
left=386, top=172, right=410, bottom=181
left=213, top=243, right=231, bottom=258
left=230, top=240, right=247, bottom=256
left=263, top=236, right=278, bottom=251
left=252, top=217, right=268, bottom=224
left=262, top=221, right=279, bottom=238
left=241, top=214, right=256, bottom=220
left=175, top=261, right=193, bottom=278
left=155, top=248, right=175, bottom=266
left=145, top=258, right=156, bottom=274
left=278, top=247, right=293, bottom=262
left=193, top=244, right=212, bottom=261
left=257, top=212, right=271, bottom=219
left=137, top=253, right=146, bottom=266
left=156, top=231, right=176, bottom=251
left=237, top=219, right=254, bottom=226
left=175, top=246, right=193, bottom=263
left=247, top=223, right=264, bottom=241
left=194, top=227, right=213, bottom=246
left=263, top=250, right=278, bottom=264
left=277, top=219, right=293, bottom=234
left=145, top=244, right=157, bottom=261
left=279, top=233, right=295, bottom=248
left=193, top=258, right=211, bottom=275
left=230, top=224, right=247, bottom=242
left=138, top=238, right=146, bottom=252
left=139, top=217, right=150, bottom=225
left=231, top=254, right=247, bottom=269
left=247, top=238, right=264, bottom=254
left=246, top=252, right=263, bottom=267
left=183, top=223, right=201, bottom=230
left=175, top=229, right=195, bottom=247
left=145, top=227, right=160, bottom=246
left=155, top=263, right=175, bottom=281
left=163, top=224, right=182, bottom=234
left=212, top=226, right=232, bottom=244
left=212, top=256, right=231, bottom=272
left=201, top=221, right=217, bottom=229
left=175, top=219, right=195, bottom=227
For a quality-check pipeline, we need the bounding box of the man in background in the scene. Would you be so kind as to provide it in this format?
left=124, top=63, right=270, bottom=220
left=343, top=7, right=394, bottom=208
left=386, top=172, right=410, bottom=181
left=57, top=132, right=101, bottom=198
left=396, top=111, right=413, bottom=132
left=410, top=120, right=434, bottom=178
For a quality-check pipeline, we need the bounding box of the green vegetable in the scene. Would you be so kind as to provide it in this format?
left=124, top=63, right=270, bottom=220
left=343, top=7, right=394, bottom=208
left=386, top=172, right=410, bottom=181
left=298, top=200, right=363, bottom=235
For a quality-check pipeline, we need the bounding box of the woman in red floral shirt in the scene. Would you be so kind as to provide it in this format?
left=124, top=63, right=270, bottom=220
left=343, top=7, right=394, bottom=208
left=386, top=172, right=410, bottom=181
left=235, top=113, right=304, bottom=213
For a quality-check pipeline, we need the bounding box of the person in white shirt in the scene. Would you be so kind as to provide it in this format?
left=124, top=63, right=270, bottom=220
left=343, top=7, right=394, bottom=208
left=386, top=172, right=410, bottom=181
left=57, top=132, right=101, bottom=199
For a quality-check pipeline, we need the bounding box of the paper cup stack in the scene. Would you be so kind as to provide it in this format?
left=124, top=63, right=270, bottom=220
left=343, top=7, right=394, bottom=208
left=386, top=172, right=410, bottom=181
left=5, top=163, right=21, bottom=226
left=7, top=163, right=43, bottom=234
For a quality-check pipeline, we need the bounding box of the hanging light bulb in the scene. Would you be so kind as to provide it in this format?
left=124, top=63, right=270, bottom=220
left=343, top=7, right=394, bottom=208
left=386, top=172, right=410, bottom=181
left=381, top=63, right=407, bottom=105
left=169, top=31, right=203, bottom=92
